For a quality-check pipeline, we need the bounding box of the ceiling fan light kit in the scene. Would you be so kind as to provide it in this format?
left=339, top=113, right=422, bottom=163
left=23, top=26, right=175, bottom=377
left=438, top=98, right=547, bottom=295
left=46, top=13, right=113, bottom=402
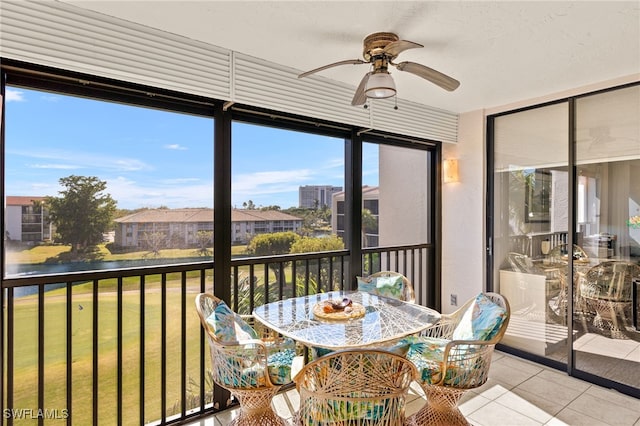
left=364, top=72, right=396, bottom=99
left=298, top=31, right=460, bottom=107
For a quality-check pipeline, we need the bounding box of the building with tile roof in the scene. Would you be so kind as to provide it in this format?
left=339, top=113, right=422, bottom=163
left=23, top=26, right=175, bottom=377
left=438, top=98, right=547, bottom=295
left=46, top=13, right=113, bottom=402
left=114, top=208, right=303, bottom=248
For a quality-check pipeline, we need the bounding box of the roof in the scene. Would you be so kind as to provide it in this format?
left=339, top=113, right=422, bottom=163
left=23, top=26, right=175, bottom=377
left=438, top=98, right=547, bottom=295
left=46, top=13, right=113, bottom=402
left=115, top=208, right=302, bottom=223
left=6, top=196, right=46, bottom=206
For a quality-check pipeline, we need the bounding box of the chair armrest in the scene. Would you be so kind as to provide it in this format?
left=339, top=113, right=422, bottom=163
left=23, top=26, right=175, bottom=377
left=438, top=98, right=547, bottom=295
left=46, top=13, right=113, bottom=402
left=436, top=339, right=496, bottom=388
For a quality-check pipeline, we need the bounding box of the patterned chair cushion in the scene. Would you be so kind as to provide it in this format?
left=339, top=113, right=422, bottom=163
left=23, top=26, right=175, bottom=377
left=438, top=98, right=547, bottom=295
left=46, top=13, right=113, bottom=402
left=311, top=339, right=411, bottom=360
left=219, top=347, right=297, bottom=387
left=404, top=337, right=448, bottom=384
left=205, top=300, right=258, bottom=342
left=357, top=274, right=405, bottom=300
left=452, top=293, right=507, bottom=341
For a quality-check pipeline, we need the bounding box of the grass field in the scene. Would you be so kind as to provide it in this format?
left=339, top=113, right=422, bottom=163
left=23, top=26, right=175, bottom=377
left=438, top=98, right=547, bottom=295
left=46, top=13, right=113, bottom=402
left=11, top=281, right=207, bottom=425
left=6, top=245, right=236, bottom=425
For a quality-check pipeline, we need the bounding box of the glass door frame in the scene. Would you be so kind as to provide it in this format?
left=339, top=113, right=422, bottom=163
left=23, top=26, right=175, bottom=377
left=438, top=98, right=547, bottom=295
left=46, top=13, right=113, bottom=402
left=486, top=82, right=640, bottom=399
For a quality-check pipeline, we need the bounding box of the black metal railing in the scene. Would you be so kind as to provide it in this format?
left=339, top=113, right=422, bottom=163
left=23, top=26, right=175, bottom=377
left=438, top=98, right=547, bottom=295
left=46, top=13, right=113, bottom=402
left=1, top=245, right=430, bottom=425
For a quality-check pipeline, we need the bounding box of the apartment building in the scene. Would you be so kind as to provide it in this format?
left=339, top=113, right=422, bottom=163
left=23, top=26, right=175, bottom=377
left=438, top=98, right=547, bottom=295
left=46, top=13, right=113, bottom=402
left=299, top=185, right=342, bottom=209
left=5, top=196, right=53, bottom=244
left=114, top=208, right=303, bottom=248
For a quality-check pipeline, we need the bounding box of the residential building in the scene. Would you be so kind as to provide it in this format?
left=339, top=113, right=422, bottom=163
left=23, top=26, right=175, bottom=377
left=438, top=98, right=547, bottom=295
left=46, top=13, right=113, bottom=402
left=4, top=196, right=53, bottom=244
left=114, top=208, right=303, bottom=248
left=332, top=186, right=379, bottom=247
left=299, top=185, right=342, bottom=209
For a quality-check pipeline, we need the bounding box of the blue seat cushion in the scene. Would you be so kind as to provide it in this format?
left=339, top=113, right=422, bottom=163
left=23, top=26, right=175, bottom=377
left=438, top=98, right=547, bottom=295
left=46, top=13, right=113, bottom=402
left=357, top=274, right=405, bottom=300
left=452, top=293, right=507, bottom=341
left=219, top=347, right=297, bottom=387
left=205, top=300, right=258, bottom=342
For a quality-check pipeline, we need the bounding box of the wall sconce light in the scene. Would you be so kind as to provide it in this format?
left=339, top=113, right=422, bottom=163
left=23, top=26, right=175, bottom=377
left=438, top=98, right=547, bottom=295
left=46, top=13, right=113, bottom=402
left=443, top=159, right=460, bottom=183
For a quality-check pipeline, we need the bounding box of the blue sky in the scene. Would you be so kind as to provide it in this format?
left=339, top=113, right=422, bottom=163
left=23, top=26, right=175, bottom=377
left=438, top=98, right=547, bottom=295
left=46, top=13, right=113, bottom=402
left=5, top=87, right=378, bottom=210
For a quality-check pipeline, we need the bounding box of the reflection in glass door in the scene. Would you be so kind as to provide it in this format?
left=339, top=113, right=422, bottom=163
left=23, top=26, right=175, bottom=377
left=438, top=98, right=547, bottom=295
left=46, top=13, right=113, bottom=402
left=489, top=83, right=640, bottom=397
left=573, top=85, right=640, bottom=391
left=491, top=102, right=570, bottom=363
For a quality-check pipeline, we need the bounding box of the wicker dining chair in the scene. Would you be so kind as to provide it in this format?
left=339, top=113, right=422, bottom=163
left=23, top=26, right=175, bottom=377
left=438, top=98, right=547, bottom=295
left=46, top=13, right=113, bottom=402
left=293, top=348, right=418, bottom=426
left=357, top=270, right=416, bottom=303
left=405, top=292, right=510, bottom=426
left=195, top=293, right=297, bottom=426
left=580, top=261, right=640, bottom=339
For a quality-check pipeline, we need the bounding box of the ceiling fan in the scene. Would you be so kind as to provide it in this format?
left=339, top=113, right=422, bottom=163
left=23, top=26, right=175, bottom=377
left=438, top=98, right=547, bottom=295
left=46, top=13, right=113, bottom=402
left=298, top=32, right=460, bottom=106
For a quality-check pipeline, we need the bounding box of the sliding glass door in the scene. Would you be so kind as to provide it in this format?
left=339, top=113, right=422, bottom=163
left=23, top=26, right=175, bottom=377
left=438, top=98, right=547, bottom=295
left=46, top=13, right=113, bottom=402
left=489, top=83, right=640, bottom=397
left=491, top=102, right=570, bottom=362
left=573, top=85, right=640, bottom=391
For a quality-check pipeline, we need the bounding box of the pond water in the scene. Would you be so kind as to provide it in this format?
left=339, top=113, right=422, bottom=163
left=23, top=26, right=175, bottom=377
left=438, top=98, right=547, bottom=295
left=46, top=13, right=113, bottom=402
left=6, top=257, right=211, bottom=297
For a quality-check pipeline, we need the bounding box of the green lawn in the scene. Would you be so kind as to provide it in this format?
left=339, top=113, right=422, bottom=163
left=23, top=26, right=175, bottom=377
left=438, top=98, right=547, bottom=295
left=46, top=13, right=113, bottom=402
left=6, top=243, right=249, bottom=265
left=11, top=284, right=206, bottom=425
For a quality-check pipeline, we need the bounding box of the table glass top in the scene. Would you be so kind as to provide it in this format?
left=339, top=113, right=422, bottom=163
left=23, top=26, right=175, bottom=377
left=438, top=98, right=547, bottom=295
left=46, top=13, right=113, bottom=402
left=253, top=290, right=440, bottom=349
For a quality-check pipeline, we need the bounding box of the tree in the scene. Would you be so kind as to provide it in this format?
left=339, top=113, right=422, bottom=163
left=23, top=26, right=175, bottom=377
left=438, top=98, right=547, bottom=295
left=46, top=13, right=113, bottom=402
left=361, top=208, right=378, bottom=248
left=45, top=175, right=117, bottom=254
left=290, top=235, right=345, bottom=292
left=246, top=231, right=300, bottom=284
left=142, top=231, right=167, bottom=257
left=247, top=231, right=299, bottom=256
left=195, top=230, right=213, bottom=256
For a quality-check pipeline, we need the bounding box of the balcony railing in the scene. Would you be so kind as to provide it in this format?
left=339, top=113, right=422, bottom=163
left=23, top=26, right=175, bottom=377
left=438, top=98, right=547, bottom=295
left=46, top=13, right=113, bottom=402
left=1, top=244, right=431, bottom=425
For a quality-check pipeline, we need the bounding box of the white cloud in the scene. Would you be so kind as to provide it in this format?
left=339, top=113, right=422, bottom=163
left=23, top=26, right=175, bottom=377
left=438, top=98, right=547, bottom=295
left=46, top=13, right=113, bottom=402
left=9, top=148, right=153, bottom=173
left=30, top=163, right=84, bottom=170
left=5, top=89, right=25, bottom=102
left=164, top=144, right=188, bottom=150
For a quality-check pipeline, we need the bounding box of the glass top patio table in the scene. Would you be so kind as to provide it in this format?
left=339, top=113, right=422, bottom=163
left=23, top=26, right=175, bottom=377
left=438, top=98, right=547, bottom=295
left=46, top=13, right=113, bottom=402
left=252, top=290, right=441, bottom=350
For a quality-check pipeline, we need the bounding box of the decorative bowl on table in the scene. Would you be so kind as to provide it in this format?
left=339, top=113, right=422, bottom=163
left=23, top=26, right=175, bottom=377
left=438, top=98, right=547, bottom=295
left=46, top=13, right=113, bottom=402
left=312, top=297, right=366, bottom=321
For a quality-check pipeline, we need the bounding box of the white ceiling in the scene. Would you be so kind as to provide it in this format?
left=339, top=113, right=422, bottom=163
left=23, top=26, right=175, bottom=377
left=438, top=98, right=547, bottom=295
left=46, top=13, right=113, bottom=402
left=64, top=1, right=639, bottom=114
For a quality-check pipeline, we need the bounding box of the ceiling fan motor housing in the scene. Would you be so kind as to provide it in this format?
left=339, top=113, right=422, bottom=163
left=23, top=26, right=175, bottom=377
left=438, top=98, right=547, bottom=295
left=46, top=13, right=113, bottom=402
left=363, top=32, right=400, bottom=61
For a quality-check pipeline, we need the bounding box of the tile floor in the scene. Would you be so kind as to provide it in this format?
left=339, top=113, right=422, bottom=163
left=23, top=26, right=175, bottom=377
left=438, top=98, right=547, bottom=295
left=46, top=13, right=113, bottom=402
left=187, top=351, right=640, bottom=426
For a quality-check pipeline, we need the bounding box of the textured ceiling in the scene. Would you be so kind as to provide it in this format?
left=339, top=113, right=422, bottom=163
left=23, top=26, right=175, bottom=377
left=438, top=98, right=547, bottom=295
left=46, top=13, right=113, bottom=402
left=64, top=1, right=640, bottom=114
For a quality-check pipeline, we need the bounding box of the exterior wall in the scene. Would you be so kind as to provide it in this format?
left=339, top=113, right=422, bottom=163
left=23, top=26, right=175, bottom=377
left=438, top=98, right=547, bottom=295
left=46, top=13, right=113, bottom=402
left=331, top=187, right=379, bottom=246
left=5, top=205, right=23, bottom=242
left=4, top=198, right=52, bottom=244
left=378, top=146, right=428, bottom=247
left=116, top=216, right=301, bottom=247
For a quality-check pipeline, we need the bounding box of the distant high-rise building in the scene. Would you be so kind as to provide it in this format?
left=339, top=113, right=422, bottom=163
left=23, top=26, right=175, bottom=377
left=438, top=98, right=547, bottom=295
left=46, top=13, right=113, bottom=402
left=299, top=185, right=342, bottom=209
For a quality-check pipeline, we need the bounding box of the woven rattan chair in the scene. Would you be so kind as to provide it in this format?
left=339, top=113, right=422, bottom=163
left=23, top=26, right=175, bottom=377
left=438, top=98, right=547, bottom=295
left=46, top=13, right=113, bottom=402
left=195, top=293, right=296, bottom=426
left=293, top=348, right=417, bottom=426
left=406, top=292, right=510, bottom=426
left=580, top=261, right=640, bottom=338
left=357, top=271, right=416, bottom=303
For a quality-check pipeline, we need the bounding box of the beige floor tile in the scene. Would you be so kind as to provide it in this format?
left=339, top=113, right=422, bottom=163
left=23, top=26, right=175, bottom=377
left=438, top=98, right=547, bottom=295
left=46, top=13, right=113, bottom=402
left=459, top=392, right=493, bottom=417
left=467, top=400, right=542, bottom=426
left=549, top=407, right=611, bottom=426
left=496, top=388, right=565, bottom=423
left=493, top=352, right=546, bottom=376
left=624, top=344, right=640, bottom=361
left=567, top=391, right=640, bottom=425
left=536, top=368, right=591, bottom=393
left=584, top=385, right=640, bottom=414
left=514, top=375, right=585, bottom=407
left=577, top=334, right=638, bottom=358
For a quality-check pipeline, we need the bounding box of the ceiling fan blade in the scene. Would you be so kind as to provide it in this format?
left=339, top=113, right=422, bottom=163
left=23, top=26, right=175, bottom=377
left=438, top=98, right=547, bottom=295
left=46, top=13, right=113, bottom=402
left=395, top=61, right=460, bottom=91
left=298, top=59, right=367, bottom=78
left=351, top=72, right=371, bottom=106
left=383, top=40, right=423, bottom=57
